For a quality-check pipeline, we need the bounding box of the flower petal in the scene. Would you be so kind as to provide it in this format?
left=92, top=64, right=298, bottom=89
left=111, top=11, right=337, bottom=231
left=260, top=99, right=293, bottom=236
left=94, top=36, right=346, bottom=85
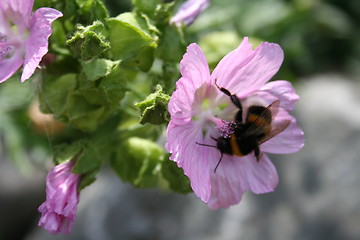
left=0, top=0, right=34, bottom=27
left=168, top=43, right=211, bottom=125
left=168, top=77, right=195, bottom=125
left=180, top=43, right=211, bottom=87
left=46, top=161, right=75, bottom=188
left=21, top=7, right=62, bottom=82
left=260, top=80, right=299, bottom=111
left=212, top=37, right=284, bottom=98
left=38, top=210, right=73, bottom=235
left=0, top=49, right=23, bottom=83
left=261, top=110, right=304, bottom=154
left=170, top=0, right=210, bottom=26
left=207, top=154, right=278, bottom=209
left=166, top=121, right=214, bottom=203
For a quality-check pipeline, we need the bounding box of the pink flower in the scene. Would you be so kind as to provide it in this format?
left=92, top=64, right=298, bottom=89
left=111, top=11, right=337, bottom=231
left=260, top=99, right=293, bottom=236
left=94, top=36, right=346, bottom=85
left=38, top=161, right=81, bottom=234
left=0, top=0, right=62, bottom=83
left=170, top=0, right=210, bottom=26
left=166, top=37, right=304, bottom=209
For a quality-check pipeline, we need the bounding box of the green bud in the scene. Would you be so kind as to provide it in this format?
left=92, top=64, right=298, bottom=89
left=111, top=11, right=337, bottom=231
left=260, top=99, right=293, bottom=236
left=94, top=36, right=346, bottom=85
left=67, top=20, right=110, bottom=60
left=135, top=85, right=170, bottom=125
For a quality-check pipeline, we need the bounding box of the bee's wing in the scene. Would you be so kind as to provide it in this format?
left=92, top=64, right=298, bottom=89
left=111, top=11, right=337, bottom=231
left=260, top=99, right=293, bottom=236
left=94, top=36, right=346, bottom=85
left=261, top=100, right=291, bottom=143
left=244, top=100, right=290, bottom=142
left=242, top=100, right=280, bottom=137
left=264, top=99, right=280, bottom=119
left=258, top=117, right=290, bottom=144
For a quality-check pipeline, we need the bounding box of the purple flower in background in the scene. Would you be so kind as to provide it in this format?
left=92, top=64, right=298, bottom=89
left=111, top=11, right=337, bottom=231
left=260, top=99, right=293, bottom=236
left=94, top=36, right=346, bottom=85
left=170, top=0, right=210, bottom=26
left=0, top=0, right=62, bottom=83
left=38, top=161, right=81, bottom=234
left=166, top=37, right=304, bottom=209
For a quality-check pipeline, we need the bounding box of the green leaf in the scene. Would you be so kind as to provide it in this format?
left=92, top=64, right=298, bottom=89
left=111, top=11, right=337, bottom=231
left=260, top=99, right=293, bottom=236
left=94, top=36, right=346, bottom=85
left=156, top=24, right=186, bottom=62
left=135, top=85, right=170, bottom=125
left=35, top=0, right=108, bottom=25
left=127, top=42, right=157, bottom=72
left=133, top=0, right=176, bottom=26
left=53, top=141, right=102, bottom=190
left=78, top=167, right=100, bottom=189
left=97, top=63, right=128, bottom=108
left=40, top=73, right=77, bottom=118
left=67, top=20, right=110, bottom=60
left=76, top=0, right=109, bottom=24
left=133, top=0, right=161, bottom=18
left=66, top=93, right=106, bottom=131
left=161, top=157, right=192, bottom=194
left=78, top=59, right=126, bottom=105
left=111, top=137, right=165, bottom=188
left=78, top=86, right=107, bottom=106
left=43, top=63, right=128, bottom=132
left=53, top=141, right=84, bottom=165
left=107, top=12, right=158, bottom=71
left=72, top=142, right=102, bottom=174
left=81, top=58, right=120, bottom=81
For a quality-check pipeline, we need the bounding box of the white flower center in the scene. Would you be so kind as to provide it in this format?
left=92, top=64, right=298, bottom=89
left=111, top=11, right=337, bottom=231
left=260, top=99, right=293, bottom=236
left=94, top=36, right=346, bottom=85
left=191, top=83, right=240, bottom=137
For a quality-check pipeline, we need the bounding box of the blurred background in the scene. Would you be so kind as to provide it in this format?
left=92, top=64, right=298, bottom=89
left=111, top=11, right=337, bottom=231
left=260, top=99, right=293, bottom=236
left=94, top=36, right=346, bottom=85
left=1, top=0, right=360, bottom=239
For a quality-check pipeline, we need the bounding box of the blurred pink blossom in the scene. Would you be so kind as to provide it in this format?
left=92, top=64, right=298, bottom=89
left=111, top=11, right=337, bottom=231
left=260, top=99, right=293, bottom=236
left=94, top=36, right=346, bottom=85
left=166, top=37, right=304, bottom=209
left=0, top=0, right=62, bottom=83
left=170, top=0, right=210, bottom=26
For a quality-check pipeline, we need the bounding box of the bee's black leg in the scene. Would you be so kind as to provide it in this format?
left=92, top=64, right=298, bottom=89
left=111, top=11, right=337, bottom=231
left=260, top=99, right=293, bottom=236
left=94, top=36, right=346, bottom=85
left=235, top=110, right=243, bottom=123
left=214, top=79, right=243, bottom=122
left=214, top=152, right=224, bottom=173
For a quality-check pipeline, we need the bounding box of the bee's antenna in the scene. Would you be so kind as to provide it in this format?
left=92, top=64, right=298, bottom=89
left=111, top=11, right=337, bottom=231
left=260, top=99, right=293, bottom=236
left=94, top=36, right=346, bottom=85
left=195, top=142, right=217, bottom=148
left=214, top=153, right=223, bottom=173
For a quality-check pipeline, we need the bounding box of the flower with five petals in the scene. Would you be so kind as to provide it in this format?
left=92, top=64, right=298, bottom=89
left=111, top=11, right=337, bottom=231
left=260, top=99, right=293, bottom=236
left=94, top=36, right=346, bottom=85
left=166, top=37, right=304, bottom=209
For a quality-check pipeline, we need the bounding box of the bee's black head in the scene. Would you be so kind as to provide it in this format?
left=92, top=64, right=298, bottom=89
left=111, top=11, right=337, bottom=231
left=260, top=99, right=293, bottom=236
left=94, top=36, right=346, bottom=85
left=216, top=137, right=232, bottom=155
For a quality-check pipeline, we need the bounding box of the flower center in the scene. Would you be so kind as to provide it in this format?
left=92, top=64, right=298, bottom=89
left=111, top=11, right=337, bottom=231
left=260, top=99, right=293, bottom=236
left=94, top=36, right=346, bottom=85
left=191, top=83, right=242, bottom=138
left=218, top=120, right=236, bottom=138
left=0, top=33, right=13, bottom=60
left=0, top=14, right=29, bottom=60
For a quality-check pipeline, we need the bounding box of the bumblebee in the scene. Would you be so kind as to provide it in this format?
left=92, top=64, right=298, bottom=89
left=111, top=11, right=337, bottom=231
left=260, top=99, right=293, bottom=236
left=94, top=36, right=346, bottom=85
left=197, top=82, right=290, bottom=172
